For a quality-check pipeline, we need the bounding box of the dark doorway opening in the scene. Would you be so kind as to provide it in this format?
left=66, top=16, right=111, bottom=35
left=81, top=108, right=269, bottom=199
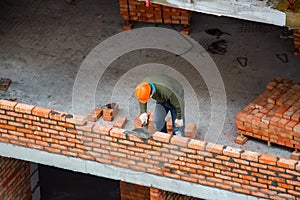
left=39, top=164, right=120, bottom=200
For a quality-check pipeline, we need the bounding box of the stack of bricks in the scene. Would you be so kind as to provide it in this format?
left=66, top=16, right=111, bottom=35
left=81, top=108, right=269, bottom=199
left=235, top=77, right=300, bottom=158
left=119, top=0, right=191, bottom=32
left=294, top=29, right=300, bottom=57
left=103, top=103, right=119, bottom=121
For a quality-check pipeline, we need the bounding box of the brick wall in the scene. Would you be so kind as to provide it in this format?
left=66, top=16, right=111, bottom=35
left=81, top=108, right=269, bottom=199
left=0, top=156, right=31, bottom=200
left=150, top=188, right=201, bottom=200
left=120, top=181, right=150, bottom=200
left=0, top=99, right=300, bottom=199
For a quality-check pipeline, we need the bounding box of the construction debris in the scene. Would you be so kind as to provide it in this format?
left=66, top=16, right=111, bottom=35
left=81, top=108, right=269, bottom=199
left=0, top=78, right=11, bottom=91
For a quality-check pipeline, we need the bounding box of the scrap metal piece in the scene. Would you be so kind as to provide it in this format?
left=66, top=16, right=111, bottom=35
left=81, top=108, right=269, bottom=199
left=276, top=53, right=288, bottom=63
left=0, top=78, right=11, bottom=91
left=237, top=57, right=248, bottom=67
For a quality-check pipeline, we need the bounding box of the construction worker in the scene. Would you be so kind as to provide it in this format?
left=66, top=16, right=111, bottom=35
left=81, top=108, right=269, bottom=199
left=135, top=75, right=185, bottom=136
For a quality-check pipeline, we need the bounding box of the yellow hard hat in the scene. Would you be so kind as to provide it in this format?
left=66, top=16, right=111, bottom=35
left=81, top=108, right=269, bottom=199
left=135, top=82, right=151, bottom=103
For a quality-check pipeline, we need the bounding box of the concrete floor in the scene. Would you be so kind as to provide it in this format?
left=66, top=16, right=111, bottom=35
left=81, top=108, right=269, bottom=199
left=1, top=0, right=300, bottom=161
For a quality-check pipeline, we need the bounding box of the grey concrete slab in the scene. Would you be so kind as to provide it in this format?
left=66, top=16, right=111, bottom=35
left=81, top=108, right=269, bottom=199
left=0, top=0, right=299, bottom=164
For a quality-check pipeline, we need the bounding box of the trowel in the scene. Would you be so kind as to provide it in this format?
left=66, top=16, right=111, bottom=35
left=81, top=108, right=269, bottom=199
left=124, top=122, right=151, bottom=139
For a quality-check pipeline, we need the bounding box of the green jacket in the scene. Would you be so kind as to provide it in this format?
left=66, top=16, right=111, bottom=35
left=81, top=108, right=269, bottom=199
left=139, top=75, right=184, bottom=119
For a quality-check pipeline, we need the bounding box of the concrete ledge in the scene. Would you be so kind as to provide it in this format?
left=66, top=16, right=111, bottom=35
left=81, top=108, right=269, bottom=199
left=0, top=142, right=264, bottom=200
left=151, top=0, right=286, bottom=27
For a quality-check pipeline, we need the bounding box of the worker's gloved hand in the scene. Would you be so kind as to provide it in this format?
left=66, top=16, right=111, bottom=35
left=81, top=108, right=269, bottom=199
left=139, top=113, right=148, bottom=125
left=175, top=119, right=183, bottom=127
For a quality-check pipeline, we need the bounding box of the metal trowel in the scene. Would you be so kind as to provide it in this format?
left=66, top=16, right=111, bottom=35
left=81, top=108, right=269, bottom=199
left=124, top=122, right=151, bottom=139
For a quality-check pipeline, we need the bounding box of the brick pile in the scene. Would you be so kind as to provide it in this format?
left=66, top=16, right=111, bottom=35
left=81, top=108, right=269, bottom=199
left=294, top=29, right=300, bottom=57
left=119, top=0, right=192, bottom=32
left=236, top=78, right=300, bottom=158
left=103, top=103, right=119, bottom=121
left=0, top=99, right=300, bottom=199
left=0, top=156, right=31, bottom=200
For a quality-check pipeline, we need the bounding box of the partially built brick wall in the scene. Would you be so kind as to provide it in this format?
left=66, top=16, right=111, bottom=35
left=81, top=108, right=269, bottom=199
left=0, top=99, right=300, bottom=199
left=0, top=156, right=31, bottom=200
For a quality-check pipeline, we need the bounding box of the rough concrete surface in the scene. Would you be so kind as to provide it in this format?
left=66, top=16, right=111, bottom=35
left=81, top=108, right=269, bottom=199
left=0, top=0, right=299, bottom=198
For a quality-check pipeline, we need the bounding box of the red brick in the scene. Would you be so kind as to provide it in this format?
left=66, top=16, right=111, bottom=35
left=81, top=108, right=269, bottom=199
left=188, top=139, right=206, bottom=150
left=76, top=122, right=94, bottom=132
left=113, top=116, right=127, bottom=128
left=0, top=114, right=14, bottom=121
left=87, top=107, right=103, bottom=122
left=0, top=123, right=16, bottom=131
left=235, top=134, right=249, bottom=145
left=66, top=115, right=86, bottom=125
left=223, top=146, right=242, bottom=158
left=7, top=130, right=24, bottom=137
left=49, top=110, right=67, bottom=122
left=277, top=158, right=297, bottom=169
left=270, top=116, right=281, bottom=125
left=206, top=143, right=224, bottom=154
left=294, top=123, right=300, bottom=133
left=285, top=120, right=298, bottom=131
left=40, top=118, right=56, bottom=125
left=152, top=132, right=171, bottom=143
left=0, top=99, right=17, bottom=111
left=92, top=124, right=112, bottom=134
left=290, top=151, right=300, bottom=160
left=170, top=135, right=189, bottom=147
left=275, top=105, right=291, bottom=118
left=6, top=111, right=22, bottom=118
left=32, top=106, right=51, bottom=117
left=56, top=122, right=74, bottom=129
left=14, top=103, right=35, bottom=114
left=110, top=128, right=126, bottom=139
left=184, top=123, right=197, bottom=138
left=259, top=154, right=277, bottom=165
left=291, top=109, right=300, bottom=122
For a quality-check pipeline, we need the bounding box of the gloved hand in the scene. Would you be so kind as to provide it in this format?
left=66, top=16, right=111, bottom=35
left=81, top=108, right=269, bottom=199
left=139, top=113, right=148, bottom=125
left=175, top=119, right=183, bottom=127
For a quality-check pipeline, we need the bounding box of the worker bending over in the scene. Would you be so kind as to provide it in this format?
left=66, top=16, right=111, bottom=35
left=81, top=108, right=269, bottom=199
left=135, top=75, right=185, bottom=136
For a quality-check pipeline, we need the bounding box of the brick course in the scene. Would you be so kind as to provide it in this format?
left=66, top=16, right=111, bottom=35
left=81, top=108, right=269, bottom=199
left=0, top=99, right=300, bottom=199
